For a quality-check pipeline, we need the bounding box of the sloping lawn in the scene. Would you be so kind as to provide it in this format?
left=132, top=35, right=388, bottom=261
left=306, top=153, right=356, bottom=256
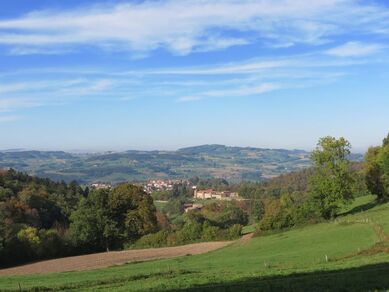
left=0, top=196, right=388, bottom=291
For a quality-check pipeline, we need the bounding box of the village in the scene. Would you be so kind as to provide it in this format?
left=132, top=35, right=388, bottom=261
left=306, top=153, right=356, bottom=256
left=89, top=179, right=242, bottom=214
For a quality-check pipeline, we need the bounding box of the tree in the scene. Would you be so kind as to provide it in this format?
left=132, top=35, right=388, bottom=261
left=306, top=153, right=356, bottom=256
left=383, top=133, right=389, bottom=147
left=365, top=134, right=389, bottom=202
left=109, top=184, right=158, bottom=242
left=0, top=211, right=5, bottom=257
left=70, top=189, right=119, bottom=252
left=308, top=136, right=355, bottom=219
left=201, top=201, right=248, bottom=228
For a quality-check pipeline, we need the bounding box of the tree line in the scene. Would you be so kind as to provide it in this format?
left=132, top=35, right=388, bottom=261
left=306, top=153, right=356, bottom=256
left=0, top=172, right=158, bottom=266
left=0, top=170, right=247, bottom=266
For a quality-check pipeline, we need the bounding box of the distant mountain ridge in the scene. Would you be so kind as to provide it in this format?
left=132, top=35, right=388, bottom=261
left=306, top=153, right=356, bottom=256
left=177, top=144, right=308, bottom=154
left=0, top=145, right=362, bottom=184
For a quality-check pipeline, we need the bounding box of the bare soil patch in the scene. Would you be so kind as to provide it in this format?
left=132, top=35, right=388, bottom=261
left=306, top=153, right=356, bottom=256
left=0, top=241, right=232, bottom=276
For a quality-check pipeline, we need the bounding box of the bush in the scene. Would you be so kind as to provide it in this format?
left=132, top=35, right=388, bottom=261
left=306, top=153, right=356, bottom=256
left=201, top=201, right=249, bottom=228
left=166, top=233, right=178, bottom=246
left=227, top=224, right=243, bottom=239
left=16, top=226, right=40, bottom=259
left=131, top=231, right=169, bottom=248
left=38, top=229, right=66, bottom=258
left=175, top=221, right=202, bottom=244
left=258, top=198, right=292, bottom=231
left=201, top=222, right=221, bottom=241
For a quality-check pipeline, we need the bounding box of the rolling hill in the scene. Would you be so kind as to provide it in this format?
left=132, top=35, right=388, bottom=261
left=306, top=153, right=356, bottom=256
left=0, top=145, right=316, bottom=184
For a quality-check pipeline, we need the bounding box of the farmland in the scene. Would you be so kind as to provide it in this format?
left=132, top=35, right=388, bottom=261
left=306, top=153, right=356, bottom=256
left=1, top=194, right=388, bottom=291
left=0, top=145, right=314, bottom=184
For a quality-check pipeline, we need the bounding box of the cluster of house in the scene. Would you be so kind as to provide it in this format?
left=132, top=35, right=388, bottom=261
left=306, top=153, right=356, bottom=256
left=143, top=179, right=190, bottom=193
left=193, top=189, right=240, bottom=201
left=90, top=183, right=112, bottom=189
left=183, top=189, right=242, bottom=212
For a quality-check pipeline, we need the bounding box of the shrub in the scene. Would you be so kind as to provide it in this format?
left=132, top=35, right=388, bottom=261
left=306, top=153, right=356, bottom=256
left=132, top=231, right=169, bottom=248
left=175, top=221, right=202, bottom=244
left=201, top=201, right=249, bottom=228
left=37, top=229, right=66, bottom=258
left=201, top=222, right=220, bottom=241
left=227, top=224, right=243, bottom=239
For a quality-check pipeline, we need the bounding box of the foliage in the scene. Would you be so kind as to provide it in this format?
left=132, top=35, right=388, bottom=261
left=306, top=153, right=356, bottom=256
left=71, top=184, right=158, bottom=251
left=308, top=137, right=356, bottom=219
left=0, top=169, right=159, bottom=266
left=133, top=202, right=246, bottom=248
left=163, top=198, right=185, bottom=217
left=130, top=231, right=169, bottom=248
left=69, top=189, right=118, bottom=251
left=200, top=201, right=248, bottom=228
left=0, top=169, right=86, bottom=266
left=175, top=220, right=203, bottom=243
left=365, top=134, right=389, bottom=202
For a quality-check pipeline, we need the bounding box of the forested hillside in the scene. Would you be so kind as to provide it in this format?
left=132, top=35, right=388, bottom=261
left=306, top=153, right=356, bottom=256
left=0, top=170, right=158, bottom=266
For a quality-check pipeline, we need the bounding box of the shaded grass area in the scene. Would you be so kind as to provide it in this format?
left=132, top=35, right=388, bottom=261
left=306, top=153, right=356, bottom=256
left=340, top=194, right=379, bottom=216
left=180, top=262, right=389, bottom=292
left=1, top=196, right=388, bottom=291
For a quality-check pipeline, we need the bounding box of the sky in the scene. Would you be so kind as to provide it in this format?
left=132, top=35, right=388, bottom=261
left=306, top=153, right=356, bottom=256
left=0, top=0, right=388, bottom=153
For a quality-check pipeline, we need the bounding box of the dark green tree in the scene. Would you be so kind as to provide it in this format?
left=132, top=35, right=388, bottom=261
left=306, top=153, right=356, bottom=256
left=108, top=184, right=158, bottom=243
left=70, top=189, right=119, bottom=251
left=308, top=136, right=356, bottom=219
left=365, top=134, right=389, bottom=202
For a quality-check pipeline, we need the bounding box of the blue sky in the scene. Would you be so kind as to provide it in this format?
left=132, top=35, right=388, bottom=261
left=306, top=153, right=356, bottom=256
left=0, top=0, right=388, bottom=152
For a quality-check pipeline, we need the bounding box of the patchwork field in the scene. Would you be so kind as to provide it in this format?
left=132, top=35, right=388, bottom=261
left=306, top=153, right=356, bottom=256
left=0, top=195, right=388, bottom=291
left=0, top=145, right=314, bottom=183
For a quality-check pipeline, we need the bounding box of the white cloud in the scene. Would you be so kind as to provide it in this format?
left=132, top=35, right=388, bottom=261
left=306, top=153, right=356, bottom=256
left=325, top=42, right=384, bottom=57
left=145, top=59, right=296, bottom=75
left=0, top=115, right=23, bottom=122
left=0, top=98, right=40, bottom=112
left=0, top=78, right=117, bottom=114
left=178, top=83, right=279, bottom=101
left=8, top=47, right=74, bottom=56
left=0, top=0, right=388, bottom=55
left=0, top=45, right=384, bottom=111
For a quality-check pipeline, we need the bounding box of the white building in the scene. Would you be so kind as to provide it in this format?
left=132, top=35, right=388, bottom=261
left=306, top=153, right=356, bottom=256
left=193, top=189, right=240, bottom=201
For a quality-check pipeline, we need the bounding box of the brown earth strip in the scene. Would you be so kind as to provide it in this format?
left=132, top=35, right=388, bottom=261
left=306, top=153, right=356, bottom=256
left=0, top=240, right=233, bottom=276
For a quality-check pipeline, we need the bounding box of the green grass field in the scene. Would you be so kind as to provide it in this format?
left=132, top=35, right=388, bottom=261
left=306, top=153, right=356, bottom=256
left=1, top=195, right=389, bottom=291
left=241, top=224, right=256, bottom=235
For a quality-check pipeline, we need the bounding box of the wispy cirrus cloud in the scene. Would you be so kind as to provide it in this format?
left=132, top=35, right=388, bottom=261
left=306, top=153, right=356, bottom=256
left=0, top=78, right=116, bottom=114
left=8, top=46, right=74, bottom=56
left=0, top=115, right=23, bottom=122
left=0, top=0, right=388, bottom=55
left=0, top=41, right=386, bottom=110
left=325, top=41, right=385, bottom=57
left=178, top=83, right=279, bottom=102
left=0, top=98, right=40, bottom=112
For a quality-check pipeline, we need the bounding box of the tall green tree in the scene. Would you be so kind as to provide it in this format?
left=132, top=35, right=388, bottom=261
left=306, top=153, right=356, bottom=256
left=308, top=136, right=355, bottom=219
left=70, top=189, right=119, bottom=251
left=108, top=184, right=158, bottom=241
left=365, top=133, right=389, bottom=202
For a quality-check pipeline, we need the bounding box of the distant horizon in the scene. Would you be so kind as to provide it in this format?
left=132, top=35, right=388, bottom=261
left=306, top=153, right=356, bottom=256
left=0, top=142, right=370, bottom=155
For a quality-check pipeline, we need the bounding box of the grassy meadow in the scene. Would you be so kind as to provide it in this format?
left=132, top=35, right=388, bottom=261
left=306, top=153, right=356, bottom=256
left=0, top=195, right=388, bottom=291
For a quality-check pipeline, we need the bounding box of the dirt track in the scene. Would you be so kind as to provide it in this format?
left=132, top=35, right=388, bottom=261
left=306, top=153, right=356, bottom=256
left=0, top=241, right=233, bottom=276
